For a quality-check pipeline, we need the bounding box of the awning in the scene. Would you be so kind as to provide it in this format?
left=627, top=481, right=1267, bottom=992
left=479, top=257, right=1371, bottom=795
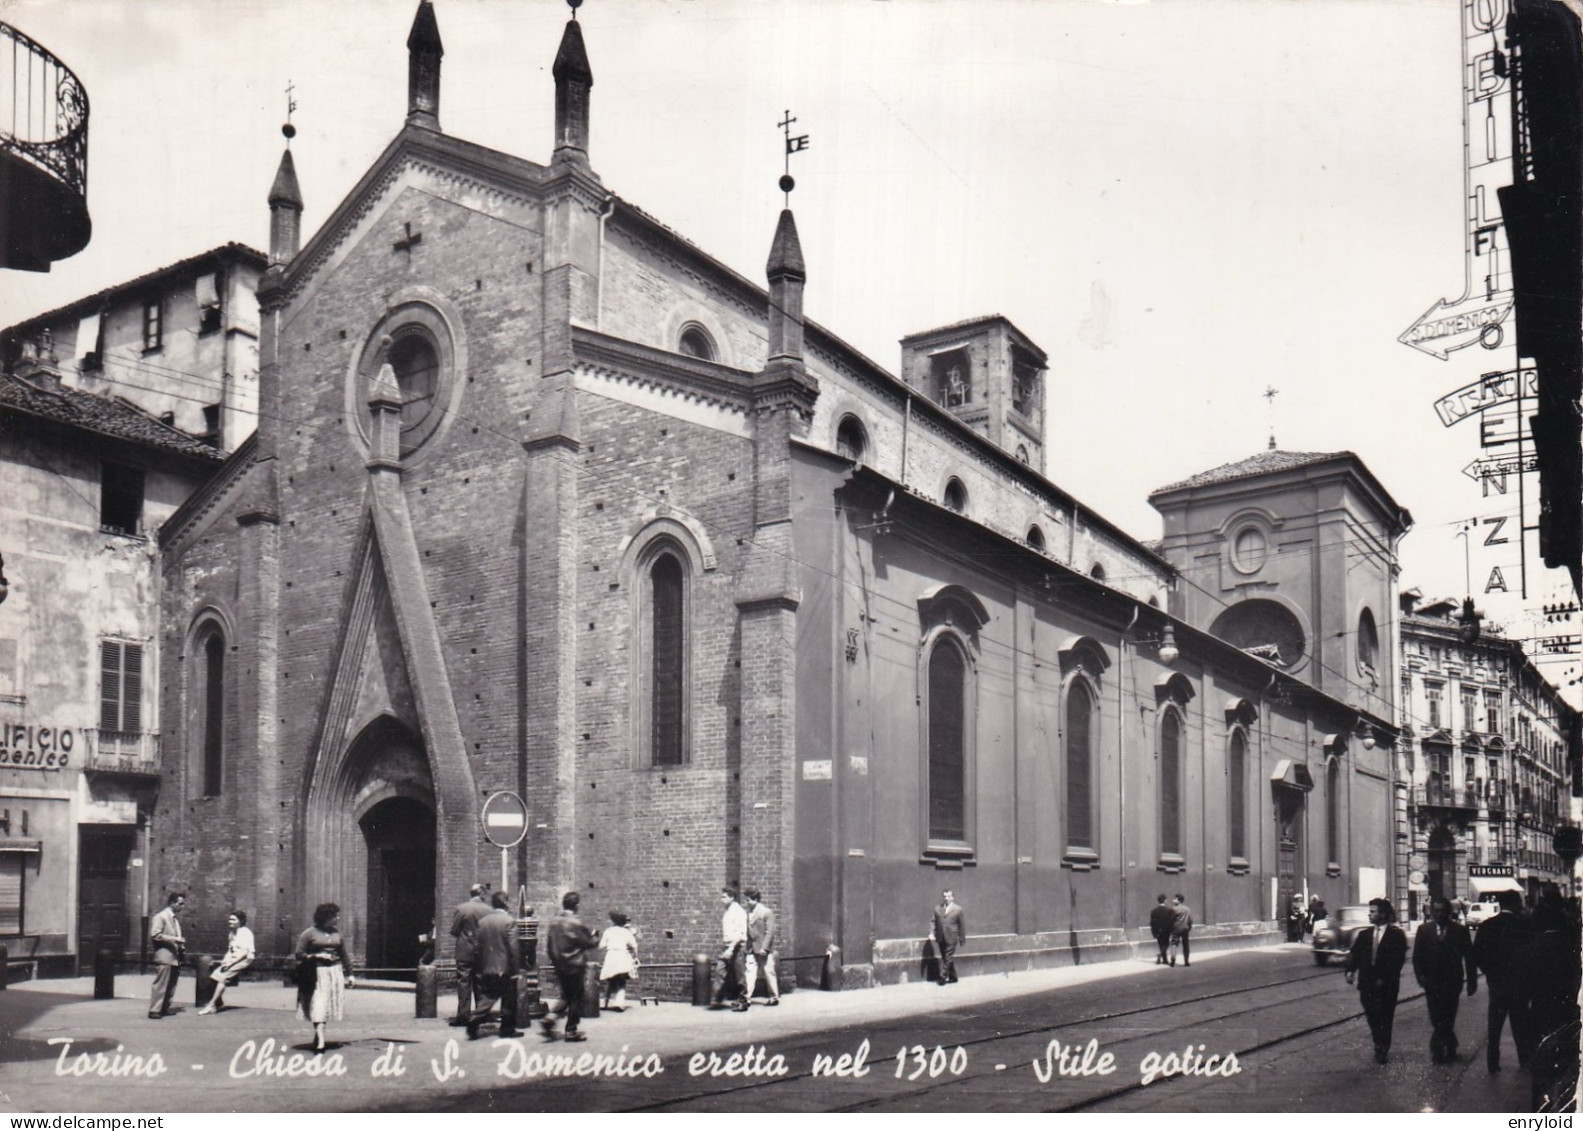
left=0, top=838, right=42, bottom=854
left=1271, top=759, right=1314, bottom=791
left=1469, top=875, right=1522, bottom=895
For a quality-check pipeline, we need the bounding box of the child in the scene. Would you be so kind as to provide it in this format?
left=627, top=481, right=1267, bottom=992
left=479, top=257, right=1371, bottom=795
left=598, top=910, right=639, bottom=1011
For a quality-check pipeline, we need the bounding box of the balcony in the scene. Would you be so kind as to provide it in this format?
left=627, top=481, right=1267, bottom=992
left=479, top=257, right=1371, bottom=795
left=1486, top=782, right=1509, bottom=813
left=0, top=21, right=90, bottom=271
left=1414, top=782, right=1481, bottom=811
left=83, top=731, right=159, bottom=777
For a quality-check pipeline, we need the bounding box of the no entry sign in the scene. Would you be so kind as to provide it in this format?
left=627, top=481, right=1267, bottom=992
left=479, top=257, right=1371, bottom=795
left=481, top=790, right=529, bottom=848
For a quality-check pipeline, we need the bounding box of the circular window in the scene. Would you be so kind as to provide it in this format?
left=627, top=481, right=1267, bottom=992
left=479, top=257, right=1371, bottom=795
left=1231, top=526, right=1268, bottom=574
left=348, top=297, right=461, bottom=463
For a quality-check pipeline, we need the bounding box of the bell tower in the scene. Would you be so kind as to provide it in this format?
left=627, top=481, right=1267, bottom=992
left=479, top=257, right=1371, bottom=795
left=899, top=315, right=1046, bottom=472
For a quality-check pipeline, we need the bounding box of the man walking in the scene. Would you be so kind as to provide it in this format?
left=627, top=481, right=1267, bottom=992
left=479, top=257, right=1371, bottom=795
left=1473, top=890, right=1532, bottom=1071
left=1413, top=897, right=1478, bottom=1063
left=466, top=891, right=522, bottom=1040
left=711, top=887, right=750, bottom=1011
left=744, top=888, right=780, bottom=1006
left=448, top=882, right=491, bottom=1027
left=1169, top=893, right=1194, bottom=967
left=542, top=891, right=597, bottom=1042
left=1149, top=894, right=1174, bottom=966
left=933, top=889, right=966, bottom=985
left=147, top=891, right=186, bottom=1019
left=1345, top=897, right=1408, bottom=1064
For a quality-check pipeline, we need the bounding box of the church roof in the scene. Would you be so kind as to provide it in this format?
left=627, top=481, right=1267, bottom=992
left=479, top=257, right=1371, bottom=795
left=1150, top=449, right=1343, bottom=495
left=1, top=371, right=226, bottom=463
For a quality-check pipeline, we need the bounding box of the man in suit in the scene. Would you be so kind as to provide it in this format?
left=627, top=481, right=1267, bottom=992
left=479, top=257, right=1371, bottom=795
left=147, top=891, right=186, bottom=1019
left=933, top=890, right=966, bottom=985
left=1413, top=896, right=1478, bottom=1063
left=1346, top=897, right=1408, bottom=1064
left=744, top=888, right=780, bottom=1006
left=466, top=891, right=522, bottom=1040
left=1149, top=894, right=1175, bottom=965
left=542, top=891, right=598, bottom=1042
left=1169, top=894, right=1194, bottom=967
left=448, top=882, right=491, bottom=1027
left=1473, top=890, right=1531, bottom=1072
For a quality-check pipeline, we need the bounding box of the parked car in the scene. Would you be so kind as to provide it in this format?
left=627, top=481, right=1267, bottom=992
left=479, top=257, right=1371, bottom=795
left=1312, top=905, right=1372, bottom=965
left=1465, top=901, right=1499, bottom=927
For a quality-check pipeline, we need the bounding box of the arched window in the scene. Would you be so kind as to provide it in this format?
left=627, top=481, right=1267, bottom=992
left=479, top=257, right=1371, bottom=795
left=943, top=478, right=967, bottom=513
left=1065, top=678, right=1096, bottom=858
left=678, top=324, right=716, bottom=361
left=835, top=415, right=868, bottom=463
left=649, top=552, right=686, bottom=766
left=1015, top=444, right=1030, bottom=465
left=194, top=623, right=225, bottom=797
left=1227, top=728, right=1248, bottom=868
left=1326, top=757, right=1341, bottom=871
left=1026, top=524, right=1046, bottom=551
left=1089, top=562, right=1107, bottom=582
left=1159, top=707, right=1184, bottom=862
left=926, top=636, right=969, bottom=842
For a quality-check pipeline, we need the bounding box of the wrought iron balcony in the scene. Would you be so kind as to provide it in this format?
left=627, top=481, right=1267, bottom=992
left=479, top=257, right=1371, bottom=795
left=1413, top=782, right=1480, bottom=811
left=0, top=21, right=90, bottom=271
left=1486, top=782, right=1508, bottom=812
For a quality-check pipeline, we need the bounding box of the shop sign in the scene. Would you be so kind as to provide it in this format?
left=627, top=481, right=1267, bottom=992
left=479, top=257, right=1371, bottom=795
left=0, top=721, right=77, bottom=770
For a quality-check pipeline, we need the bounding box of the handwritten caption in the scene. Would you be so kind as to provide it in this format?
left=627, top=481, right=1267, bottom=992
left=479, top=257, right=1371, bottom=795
left=47, top=1034, right=1240, bottom=1087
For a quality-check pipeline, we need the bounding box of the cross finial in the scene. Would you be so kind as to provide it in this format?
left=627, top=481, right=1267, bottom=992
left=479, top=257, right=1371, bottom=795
left=1263, top=384, right=1279, bottom=450
left=778, top=109, right=810, bottom=207
left=282, top=80, right=298, bottom=143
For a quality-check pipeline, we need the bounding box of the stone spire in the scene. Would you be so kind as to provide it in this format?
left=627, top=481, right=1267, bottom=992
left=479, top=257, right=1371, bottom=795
left=267, top=146, right=303, bottom=267
left=407, top=0, right=444, bottom=130
left=766, top=209, right=806, bottom=364
left=552, top=16, right=593, bottom=165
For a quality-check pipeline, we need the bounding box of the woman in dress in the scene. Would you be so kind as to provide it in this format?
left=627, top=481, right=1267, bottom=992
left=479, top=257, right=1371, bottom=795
left=198, top=910, right=255, bottom=1015
left=598, top=909, right=639, bottom=1011
left=294, top=902, right=354, bottom=1051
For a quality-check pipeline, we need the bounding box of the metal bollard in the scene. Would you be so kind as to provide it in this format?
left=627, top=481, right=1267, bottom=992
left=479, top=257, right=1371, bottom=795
left=582, top=961, right=601, bottom=1018
left=93, top=949, right=116, bottom=1000
left=822, top=944, right=843, bottom=991
left=692, top=953, right=713, bottom=1006
left=195, top=954, right=216, bottom=1008
left=415, top=963, right=438, bottom=1018
left=0, top=943, right=7, bottom=990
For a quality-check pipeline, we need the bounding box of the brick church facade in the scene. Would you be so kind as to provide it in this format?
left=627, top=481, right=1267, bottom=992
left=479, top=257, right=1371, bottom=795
left=154, top=3, right=1405, bottom=983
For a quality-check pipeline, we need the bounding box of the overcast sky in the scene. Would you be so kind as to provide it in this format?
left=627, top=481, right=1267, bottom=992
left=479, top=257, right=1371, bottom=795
left=2, top=0, right=1576, bottom=692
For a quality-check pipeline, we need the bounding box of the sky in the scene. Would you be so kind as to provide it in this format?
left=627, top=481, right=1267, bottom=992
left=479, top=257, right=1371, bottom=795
left=2, top=0, right=1577, bottom=694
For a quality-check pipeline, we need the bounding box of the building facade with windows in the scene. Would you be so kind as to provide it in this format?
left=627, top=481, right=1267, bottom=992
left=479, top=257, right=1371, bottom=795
left=136, top=3, right=1411, bottom=981
left=1394, top=592, right=1580, bottom=918
left=0, top=364, right=224, bottom=972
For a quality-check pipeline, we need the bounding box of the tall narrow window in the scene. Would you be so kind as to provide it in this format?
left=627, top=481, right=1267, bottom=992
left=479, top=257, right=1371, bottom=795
left=100, top=463, right=145, bottom=536
left=100, top=641, right=144, bottom=735
left=927, top=638, right=967, bottom=841
left=1160, top=709, right=1183, bottom=859
left=1066, top=680, right=1095, bottom=852
left=1228, top=729, right=1248, bottom=864
left=201, top=629, right=225, bottom=796
left=1326, top=758, right=1341, bottom=869
left=142, top=299, right=163, bottom=351
left=650, top=553, right=685, bottom=767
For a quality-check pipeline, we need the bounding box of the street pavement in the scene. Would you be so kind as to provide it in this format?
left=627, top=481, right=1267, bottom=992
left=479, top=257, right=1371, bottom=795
left=0, top=944, right=1547, bottom=1113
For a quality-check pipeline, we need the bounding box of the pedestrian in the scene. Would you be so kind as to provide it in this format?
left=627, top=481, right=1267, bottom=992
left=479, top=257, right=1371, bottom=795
left=294, top=902, right=354, bottom=1053
left=1473, top=890, right=1531, bottom=1072
left=599, top=909, right=639, bottom=1011
left=147, top=892, right=186, bottom=1020
left=1309, top=897, right=1328, bottom=928
left=933, top=889, right=966, bottom=985
left=448, top=882, right=491, bottom=1028
left=198, top=910, right=255, bottom=1015
left=1288, top=893, right=1306, bottom=943
left=1149, top=894, right=1174, bottom=966
left=1169, top=893, right=1193, bottom=967
left=1345, top=897, right=1407, bottom=1065
left=466, top=891, right=522, bottom=1040
left=541, top=891, right=597, bottom=1042
left=1413, top=896, right=1478, bottom=1063
left=1514, top=897, right=1582, bottom=1076
left=744, top=888, right=780, bottom=1006
left=710, top=887, right=750, bottom=1010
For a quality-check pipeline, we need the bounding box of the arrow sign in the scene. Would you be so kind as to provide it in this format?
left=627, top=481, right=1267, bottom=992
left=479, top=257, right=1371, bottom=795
left=1462, top=453, right=1538, bottom=481
left=1400, top=297, right=1513, bottom=360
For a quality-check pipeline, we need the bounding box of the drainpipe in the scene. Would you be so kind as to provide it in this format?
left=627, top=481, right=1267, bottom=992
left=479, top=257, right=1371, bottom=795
left=900, top=395, right=912, bottom=488
left=594, top=193, right=616, bottom=329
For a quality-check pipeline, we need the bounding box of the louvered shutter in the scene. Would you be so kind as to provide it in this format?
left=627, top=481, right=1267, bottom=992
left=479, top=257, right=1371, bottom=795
left=100, top=642, right=121, bottom=732
left=0, top=858, right=21, bottom=934
left=123, top=645, right=143, bottom=734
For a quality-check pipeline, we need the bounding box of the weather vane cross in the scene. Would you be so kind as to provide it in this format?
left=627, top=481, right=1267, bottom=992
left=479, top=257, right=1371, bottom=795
left=282, top=80, right=298, bottom=143
left=1263, top=384, right=1279, bottom=449
left=779, top=110, right=809, bottom=206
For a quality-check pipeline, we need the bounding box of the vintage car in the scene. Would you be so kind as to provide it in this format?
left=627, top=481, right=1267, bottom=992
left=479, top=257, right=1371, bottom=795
left=1464, top=901, right=1500, bottom=927
left=1312, top=904, right=1372, bottom=965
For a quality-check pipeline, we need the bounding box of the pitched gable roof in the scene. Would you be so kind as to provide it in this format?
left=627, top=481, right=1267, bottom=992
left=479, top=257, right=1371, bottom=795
left=1, top=371, right=226, bottom=463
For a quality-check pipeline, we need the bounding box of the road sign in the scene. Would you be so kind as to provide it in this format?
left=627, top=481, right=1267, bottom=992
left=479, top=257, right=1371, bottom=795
left=1402, top=298, right=1513, bottom=360
left=481, top=790, right=529, bottom=848
left=1462, top=453, right=1538, bottom=481
left=1434, top=366, right=1538, bottom=427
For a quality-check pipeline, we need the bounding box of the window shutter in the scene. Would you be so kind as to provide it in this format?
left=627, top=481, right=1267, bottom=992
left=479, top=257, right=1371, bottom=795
left=100, top=641, right=121, bottom=732
left=123, top=645, right=143, bottom=734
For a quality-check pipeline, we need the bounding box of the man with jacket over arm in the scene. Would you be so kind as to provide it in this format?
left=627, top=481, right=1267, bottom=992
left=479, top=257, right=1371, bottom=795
left=1413, top=897, right=1478, bottom=1063
left=1346, top=897, right=1408, bottom=1064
